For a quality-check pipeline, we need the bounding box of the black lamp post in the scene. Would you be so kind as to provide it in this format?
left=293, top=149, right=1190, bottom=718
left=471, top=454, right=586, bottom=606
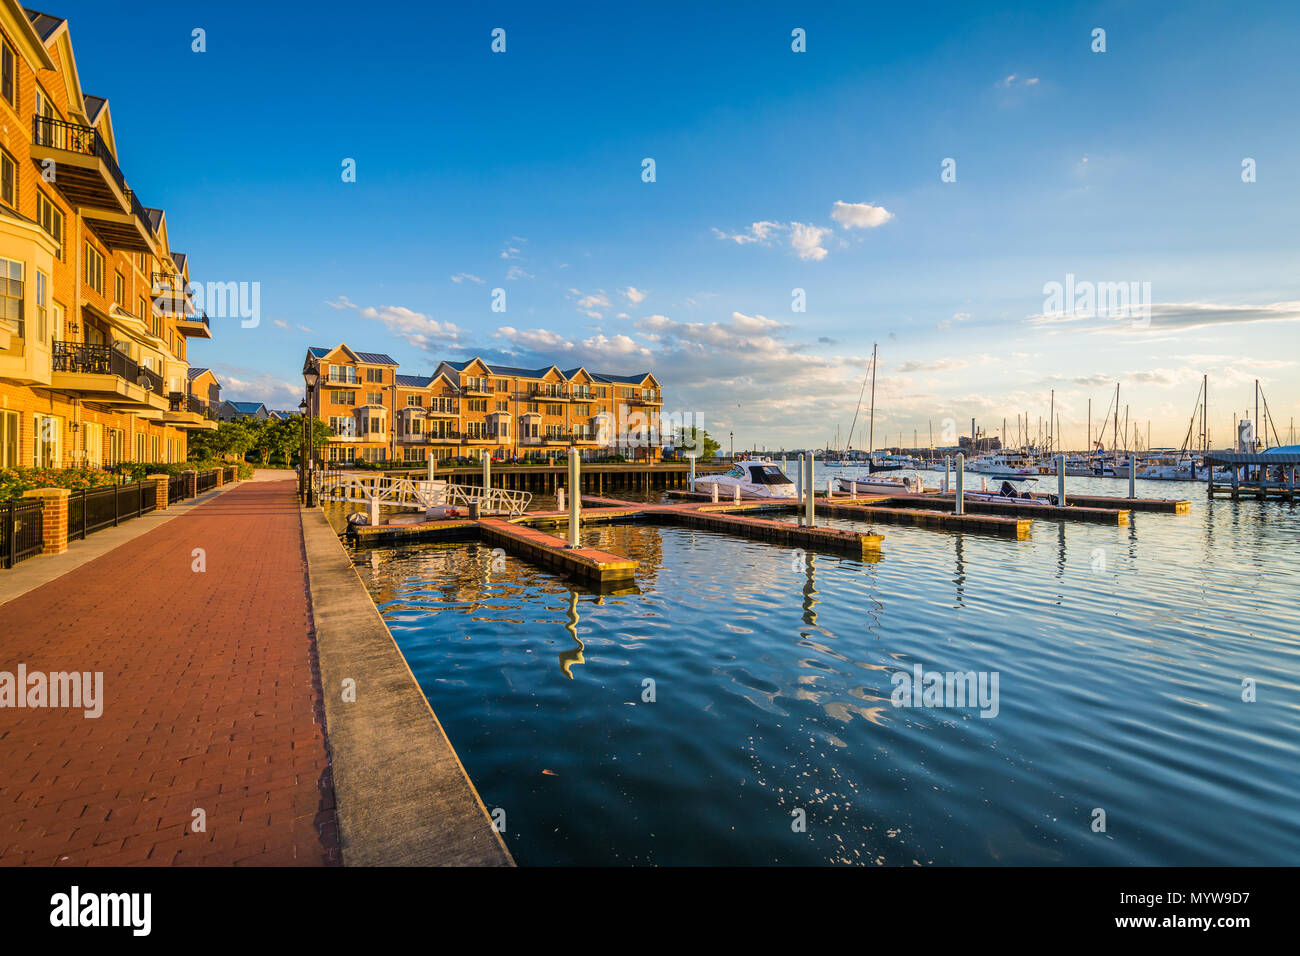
left=302, top=364, right=320, bottom=504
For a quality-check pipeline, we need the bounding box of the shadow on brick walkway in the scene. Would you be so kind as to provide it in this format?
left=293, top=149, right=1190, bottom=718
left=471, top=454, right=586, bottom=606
left=0, top=480, right=339, bottom=866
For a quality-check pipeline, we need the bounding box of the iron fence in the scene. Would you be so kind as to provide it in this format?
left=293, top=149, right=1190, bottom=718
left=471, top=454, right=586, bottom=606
left=1, top=499, right=43, bottom=569
left=67, top=481, right=154, bottom=542
left=196, top=470, right=218, bottom=493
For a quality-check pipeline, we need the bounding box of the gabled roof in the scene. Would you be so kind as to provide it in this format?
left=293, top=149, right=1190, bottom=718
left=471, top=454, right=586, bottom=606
left=395, top=374, right=431, bottom=387
left=307, top=345, right=398, bottom=366
left=171, top=252, right=187, bottom=273
left=187, top=366, right=208, bottom=378
left=443, top=358, right=555, bottom=378
left=25, top=9, right=63, bottom=44
left=227, top=401, right=267, bottom=414
left=591, top=371, right=655, bottom=385
left=82, top=93, right=107, bottom=124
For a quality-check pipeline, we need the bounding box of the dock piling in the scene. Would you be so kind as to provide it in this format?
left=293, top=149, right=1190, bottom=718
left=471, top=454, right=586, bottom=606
left=796, top=454, right=804, bottom=503
left=1129, top=453, right=1137, bottom=499
left=567, top=447, right=580, bottom=548
left=1057, top=454, right=1066, bottom=506
left=805, top=453, right=816, bottom=527
left=955, top=453, right=965, bottom=515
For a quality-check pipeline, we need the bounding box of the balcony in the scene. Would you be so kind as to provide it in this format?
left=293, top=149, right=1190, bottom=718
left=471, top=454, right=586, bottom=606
left=175, top=310, right=212, bottom=340
left=50, top=341, right=167, bottom=411
left=165, top=391, right=219, bottom=430
left=531, top=385, right=570, bottom=402
left=32, top=117, right=156, bottom=252
left=460, top=383, right=492, bottom=397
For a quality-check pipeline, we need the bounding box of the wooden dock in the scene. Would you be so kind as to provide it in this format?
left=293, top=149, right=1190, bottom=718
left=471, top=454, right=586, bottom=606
left=884, top=493, right=1130, bottom=524
left=821, top=500, right=1031, bottom=538
left=1032, top=493, right=1190, bottom=513
left=478, top=518, right=637, bottom=586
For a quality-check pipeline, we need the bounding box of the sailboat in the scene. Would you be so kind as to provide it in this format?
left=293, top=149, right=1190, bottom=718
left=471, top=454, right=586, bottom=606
left=834, top=344, right=925, bottom=494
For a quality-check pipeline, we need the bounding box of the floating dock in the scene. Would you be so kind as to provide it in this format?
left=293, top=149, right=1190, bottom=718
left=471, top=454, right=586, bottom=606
left=479, top=518, right=637, bottom=586
left=820, top=500, right=1031, bottom=538
left=885, top=493, right=1130, bottom=524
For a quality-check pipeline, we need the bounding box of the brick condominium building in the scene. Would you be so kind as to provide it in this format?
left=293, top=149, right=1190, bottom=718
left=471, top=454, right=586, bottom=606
left=304, top=344, right=664, bottom=463
left=0, top=2, right=218, bottom=469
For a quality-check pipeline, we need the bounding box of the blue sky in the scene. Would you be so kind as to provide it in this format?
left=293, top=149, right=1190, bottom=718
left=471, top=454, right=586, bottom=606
left=64, top=0, right=1300, bottom=450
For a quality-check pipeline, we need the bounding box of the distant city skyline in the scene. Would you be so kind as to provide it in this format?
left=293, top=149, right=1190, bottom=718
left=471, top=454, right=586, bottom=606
left=65, top=0, right=1300, bottom=450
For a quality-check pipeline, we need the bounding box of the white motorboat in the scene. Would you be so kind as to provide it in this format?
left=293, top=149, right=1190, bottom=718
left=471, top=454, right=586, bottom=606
left=970, top=453, right=1039, bottom=477
left=962, top=479, right=1057, bottom=507
left=695, top=458, right=797, bottom=499
left=1136, top=456, right=1202, bottom=480
left=834, top=473, right=924, bottom=495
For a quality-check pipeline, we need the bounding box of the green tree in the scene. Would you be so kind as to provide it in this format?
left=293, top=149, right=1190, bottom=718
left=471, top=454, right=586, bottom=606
left=672, top=426, right=720, bottom=458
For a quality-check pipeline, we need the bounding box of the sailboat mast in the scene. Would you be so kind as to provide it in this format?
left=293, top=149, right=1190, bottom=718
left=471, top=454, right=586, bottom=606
left=867, top=343, right=877, bottom=455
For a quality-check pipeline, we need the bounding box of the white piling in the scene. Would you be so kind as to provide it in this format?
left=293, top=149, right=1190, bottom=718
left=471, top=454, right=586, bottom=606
left=427, top=454, right=435, bottom=483
left=955, top=453, right=965, bottom=515
left=805, top=452, right=816, bottom=527
left=733, top=484, right=741, bottom=504
left=368, top=496, right=380, bottom=527
left=795, top=453, right=804, bottom=503
left=711, top=482, right=719, bottom=503
left=567, top=447, right=580, bottom=547
left=1129, top=453, right=1137, bottom=499
left=1057, top=454, right=1067, bottom=506
left=943, top=455, right=951, bottom=494
left=557, top=486, right=566, bottom=511
left=827, top=477, right=834, bottom=499
left=851, top=480, right=857, bottom=498
left=688, top=454, right=696, bottom=488
left=482, top=449, right=491, bottom=493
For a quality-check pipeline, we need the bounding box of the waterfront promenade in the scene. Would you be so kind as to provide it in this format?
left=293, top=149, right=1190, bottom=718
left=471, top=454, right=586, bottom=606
left=0, top=476, right=337, bottom=865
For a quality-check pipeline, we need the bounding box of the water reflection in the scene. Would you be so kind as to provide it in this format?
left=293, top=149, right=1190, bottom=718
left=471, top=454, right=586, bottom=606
left=559, top=590, right=585, bottom=678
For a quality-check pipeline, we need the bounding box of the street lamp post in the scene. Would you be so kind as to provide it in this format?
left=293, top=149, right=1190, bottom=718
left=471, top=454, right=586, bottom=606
left=729, top=431, right=734, bottom=461
left=303, top=365, right=319, bottom=506
left=298, top=399, right=308, bottom=502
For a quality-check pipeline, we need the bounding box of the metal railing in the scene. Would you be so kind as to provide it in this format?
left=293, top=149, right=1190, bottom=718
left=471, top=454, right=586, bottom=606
left=123, top=189, right=156, bottom=238
left=33, top=115, right=129, bottom=199
left=1, top=499, right=43, bottom=569
left=66, top=482, right=155, bottom=542
left=168, top=474, right=188, bottom=503
left=316, top=473, right=532, bottom=517
left=53, top=340, right=136, bottom=379
left=196, top=470, right=218, bottom=493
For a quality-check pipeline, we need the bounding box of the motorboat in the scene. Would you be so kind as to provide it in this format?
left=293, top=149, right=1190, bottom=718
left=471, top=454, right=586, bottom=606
left=962, top=479, right=1057, bottom=507
left=834, top=472, right=924, bottom=495
left=1136, top=456, right=1202, bottom=480
left=694, top=458, right=797, bottom=499
left=969, top=453, right=1039, bottom=478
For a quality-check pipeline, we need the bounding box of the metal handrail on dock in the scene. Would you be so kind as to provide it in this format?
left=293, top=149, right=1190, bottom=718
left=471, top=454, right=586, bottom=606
left=315, top=472, right=533, bottom=517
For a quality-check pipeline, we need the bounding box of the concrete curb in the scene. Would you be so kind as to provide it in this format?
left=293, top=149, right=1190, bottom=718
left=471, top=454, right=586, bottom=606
left=298, top=506, right=514, bottom=867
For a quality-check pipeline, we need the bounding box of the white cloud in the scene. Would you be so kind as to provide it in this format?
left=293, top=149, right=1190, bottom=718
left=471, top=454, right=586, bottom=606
left=325, top=296, right=353, bottom=310
left=788, top=222, right=831, bottom=261
left=451, top=273, right=484, bottom=284
left=830, top=201, right=894, bottom=229
left=506, top=264, right=534, bottom=280
left=273, top=319, right=289, bottom=329
left=359, top=305, right=463, bottom=350
left=622, top=286, right=647, bottom=304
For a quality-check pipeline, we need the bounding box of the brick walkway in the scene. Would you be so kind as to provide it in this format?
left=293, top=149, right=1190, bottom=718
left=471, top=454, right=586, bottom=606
left=0, top=479, right=338, bottom=866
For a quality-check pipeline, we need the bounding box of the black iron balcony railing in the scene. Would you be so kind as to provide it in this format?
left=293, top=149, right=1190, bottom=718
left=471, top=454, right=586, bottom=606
left=152, top=271, right=180, bottom=291
left=168, top=391, right=186, bottom=411
left=33, top=115, right=128, bottom=199
left=53, top=341, right=134, bottom=378
left=123, top=189, right=156, bottom=238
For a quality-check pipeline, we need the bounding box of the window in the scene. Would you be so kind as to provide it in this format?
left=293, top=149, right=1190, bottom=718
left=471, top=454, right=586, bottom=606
left=35, top=270, right=47, bottom=341
left=328, top=416, right=356, bottom=437
left=37, top=194, right=64, bottom=260
left=545, top=404, right=564, bottom=417
left=467, top=398, right=487, bottom=413
left=466, top=421, right=486, bottom=439
left=138, top=295, right=149, bottom=320
left=496, top=379, right=508, bottom=391
left=0, top=148, right=14, bottom=208
left=135, top=433, right=146, bottom=462
left=526, top=402, right=539, bottom=414
left=430, top=396, right=455, bottom=414
left=365, top=367, right=383, bottom=383
left=405, top=394, right=422, bottom=407
left=82, top=422, right=102, bottom=467
left=367, top=391, right=383, bottom=405
left=326, top=365, right=357, bottom=384
left=496, top=400, right=508, bottom=411
left=0, top=257, right=22, bottom=338
left=85, top=243, right=105, bottom=294
left=331, top=390, right=355, bottom=405
left=0, top=410, right=17, bottom=467
left=107, top=428, right=124, bottom=465
left=33, top=414, right=62, bottom=468
left=114, top=271, right=125, bottom=305
left=51, top=300, right=64, bottom=343
left=0, top=40, right=12, bottom=107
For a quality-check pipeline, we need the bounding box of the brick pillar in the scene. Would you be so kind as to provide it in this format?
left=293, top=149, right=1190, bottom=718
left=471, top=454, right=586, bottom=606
left=23, top=488, right=69, bottom=556
left=146, top=474, right=170, bottom=510
left=215, top=468, right=224, bottom=487
left=184, top=469, right=198, bottom=498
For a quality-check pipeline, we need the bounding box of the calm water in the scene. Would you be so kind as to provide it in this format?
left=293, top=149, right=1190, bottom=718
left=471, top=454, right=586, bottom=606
left=344, top=471, right=1300, bottom=865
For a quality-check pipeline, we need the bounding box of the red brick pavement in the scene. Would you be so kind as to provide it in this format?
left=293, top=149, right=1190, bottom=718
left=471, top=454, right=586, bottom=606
left=0, top=480, right=339, bottom=866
